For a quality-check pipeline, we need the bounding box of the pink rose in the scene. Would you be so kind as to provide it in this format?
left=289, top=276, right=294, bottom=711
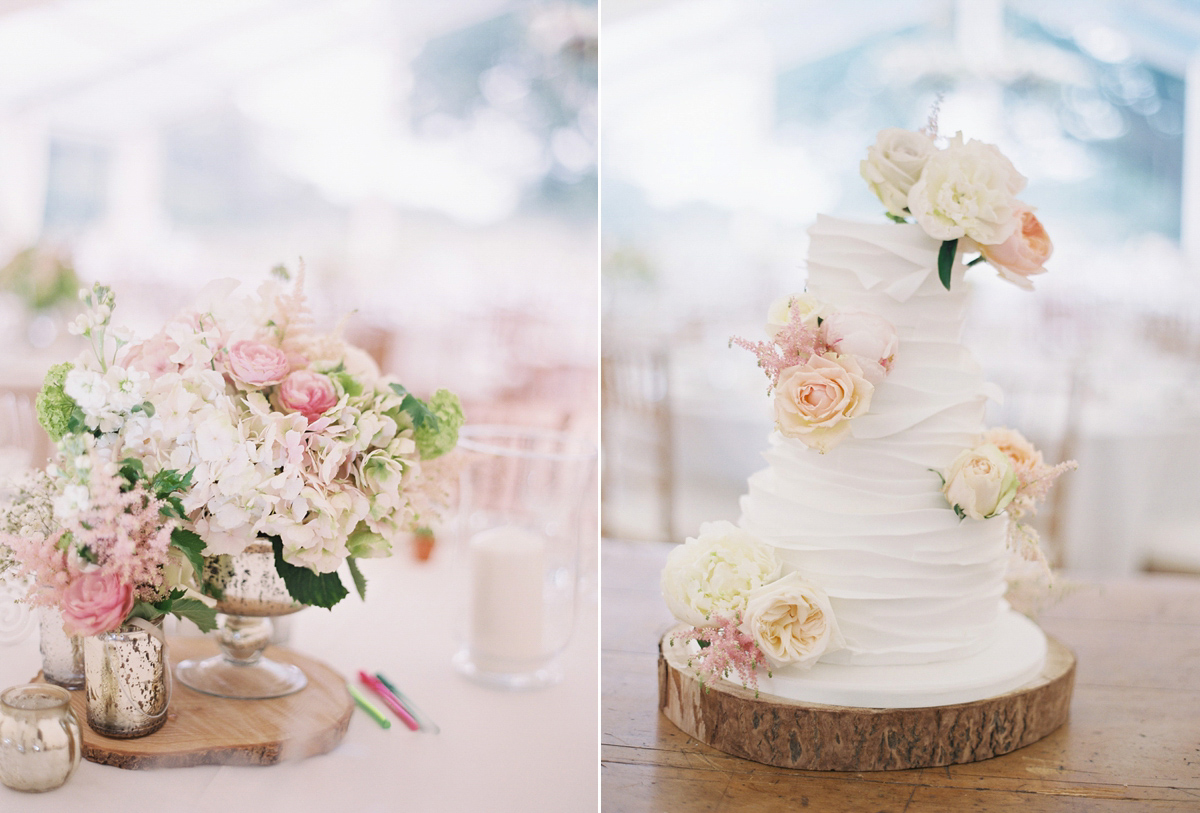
left=277, top=370, right=338, bottom=423
left=121, top=332, right=180, bottom=376
left=981, top=207, right=1052, bottom=290
left=60, top=572, right=134, bottom=637
left=227, top=340, right=290, bottom=387
left=819, top=311, right=898, bottom=384
left=774, top=354, right=873, bottom=453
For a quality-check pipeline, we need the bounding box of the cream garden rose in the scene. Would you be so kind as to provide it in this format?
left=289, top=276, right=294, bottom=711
left=766, top=293, right=824, bottom=338
left=742, top=571, right=844, bottom=669
left=661, top=521, right=781, bottom=627
left=819, top=311, right=898, bottom=384
left=860, top=128, right=937, bottom=217
left=942, top=442, right=1019, bottom=520
left=774, top=354, right=873, bottom=453
left=907, top=132, right=1027, bottom=245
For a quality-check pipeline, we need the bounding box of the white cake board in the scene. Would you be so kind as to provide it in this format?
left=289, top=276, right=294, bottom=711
left=738, top=609, right=1047, bottom=709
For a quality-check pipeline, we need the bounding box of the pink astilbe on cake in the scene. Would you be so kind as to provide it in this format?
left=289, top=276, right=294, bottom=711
left=675, top=615, right=770, bottom=692
left=730, top=300, right=825, bottom=390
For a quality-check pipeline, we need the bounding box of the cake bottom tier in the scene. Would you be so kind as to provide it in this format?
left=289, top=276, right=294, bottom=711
left=742, top=609, right=1046, bottom=709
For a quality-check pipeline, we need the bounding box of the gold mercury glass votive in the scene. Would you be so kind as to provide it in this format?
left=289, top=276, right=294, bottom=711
left=0, top=683, right=82, bottom=792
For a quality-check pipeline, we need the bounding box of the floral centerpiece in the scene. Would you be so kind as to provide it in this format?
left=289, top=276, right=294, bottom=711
left=26, top=269, right=462, bottom=611
left=0, top=444, right=215, bottom=637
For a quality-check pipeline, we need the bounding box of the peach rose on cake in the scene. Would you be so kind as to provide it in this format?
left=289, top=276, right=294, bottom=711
left=742, top=572, right=844, bottom=669
left=942, top=443, right=1019, bottom=520
left=980, top=206, right=1052, bottom=290
left=774, top=354, right=873, bottom=453
left=982, top=426, right=1043, bottom=472
left=766, top=293, right=824, bottom=338
left=60, top=571, right=135, bottom=637
left=226, top=340, right=290, bottom=388
left=860, top=127, right=937, bottom=217
left=660, top=521, right=781, bottom=628
left=819, top=311, right=898, bottom=384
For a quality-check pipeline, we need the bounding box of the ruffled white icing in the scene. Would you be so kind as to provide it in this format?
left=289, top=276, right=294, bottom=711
left=739, top=215, right=1010, bottom=668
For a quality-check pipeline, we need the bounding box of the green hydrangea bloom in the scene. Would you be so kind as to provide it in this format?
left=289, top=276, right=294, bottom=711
left=414, top=389, right=463, bottom=460
left=35, top=362, right=76, bottom=441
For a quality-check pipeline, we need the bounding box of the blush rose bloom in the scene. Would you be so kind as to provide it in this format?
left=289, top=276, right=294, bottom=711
left=907, top=132, right=1027, bottom=245
left=980, top=207, right=1052, bottom=290
left=59, top=571, right=135, bottom=637
left=942, top=443, right=1019, bottom=520
left=860, top=127, right=937, bottom=217
left=121, top=332, right=180, bottom=376
left=774, top=354, right=873, bottom=453
left=766, top=293, right=824, bottom=338
left=277, top=370, right=339, bottom=423
left=819, top=311, right=899, bottom=384
left=742, top=572, right=845, bottom=669
left=660, top=521, right=781, bottom=628
left=227, top=340, right=290, bottom=387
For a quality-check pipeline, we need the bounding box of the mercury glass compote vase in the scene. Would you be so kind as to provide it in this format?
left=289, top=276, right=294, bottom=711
left=175, top=542, right=307, bottom=699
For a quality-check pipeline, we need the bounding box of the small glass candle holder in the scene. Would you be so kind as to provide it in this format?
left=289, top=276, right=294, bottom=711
left=0, top=684, right=82, bottom=792
left=38, top=607, right=84, bottom=690
left=453, top=425, right=596, bottom=690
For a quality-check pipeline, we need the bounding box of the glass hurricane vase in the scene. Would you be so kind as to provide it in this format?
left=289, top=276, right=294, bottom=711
left=174, top=542, right=307, bottom=699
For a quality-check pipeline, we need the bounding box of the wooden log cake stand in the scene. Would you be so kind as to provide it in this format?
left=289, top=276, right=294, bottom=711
left=38, top=636, right=353, bottom=770
left=658, top=624, right=1076, bottom=771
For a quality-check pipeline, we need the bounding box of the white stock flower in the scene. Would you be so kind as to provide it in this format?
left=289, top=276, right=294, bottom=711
left=907, top=132, right=1027, bottom=245
left=860, top=127, right=937, bottom=216
left=660, top=521, right=781, bottom=627
left=942, top=443, right=1019, bottom=520
left=743, top=571, right=845, bottom=669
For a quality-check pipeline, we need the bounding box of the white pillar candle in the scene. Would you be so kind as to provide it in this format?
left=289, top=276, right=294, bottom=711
left=469, top=526, right=546, bottom=670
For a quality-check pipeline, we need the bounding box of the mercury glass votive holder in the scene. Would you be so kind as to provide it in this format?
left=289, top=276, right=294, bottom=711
left=0, top=684, right=82, bottom=792
left=38, top=607, right=84, bottom=690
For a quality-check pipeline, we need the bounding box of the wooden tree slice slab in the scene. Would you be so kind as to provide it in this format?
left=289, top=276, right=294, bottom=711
left=37, top=637, right=353, bottom=769
left=658, top=624, right=1075, bottom=771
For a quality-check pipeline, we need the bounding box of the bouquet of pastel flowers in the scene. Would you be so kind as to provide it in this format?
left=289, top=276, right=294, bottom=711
left=4, top=270, right=462, bottom=634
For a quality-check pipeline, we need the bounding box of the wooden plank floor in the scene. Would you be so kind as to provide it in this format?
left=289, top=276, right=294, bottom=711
left=601, top=539, right=1200, bottom=812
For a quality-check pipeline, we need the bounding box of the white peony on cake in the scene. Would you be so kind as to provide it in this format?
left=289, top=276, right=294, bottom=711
left=661, top=123, right=1074, bottom=710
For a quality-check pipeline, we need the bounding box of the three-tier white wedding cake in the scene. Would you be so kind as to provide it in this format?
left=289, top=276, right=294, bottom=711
left=661, top=125, right=1070, bottom=710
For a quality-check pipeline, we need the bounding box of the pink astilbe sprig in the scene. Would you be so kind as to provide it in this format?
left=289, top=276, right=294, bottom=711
left=1009, top=459, right=1077, bottom=522
left=730, top=301, right=825, bottom=390
left=674, top=615, right=769, bottom=692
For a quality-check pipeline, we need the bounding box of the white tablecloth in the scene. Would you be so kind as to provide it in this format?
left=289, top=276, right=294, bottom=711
left=0, top=551, right=598, bottom=813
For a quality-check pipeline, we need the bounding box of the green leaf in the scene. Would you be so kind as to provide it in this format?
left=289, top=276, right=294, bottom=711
left=388, top=383, right=439, bottom=431
left=130, top=400, right=156, bottom=418
left=150, top=467, right=193, bottom=499
left=332, top=370, right=363, bottom=398
left=938, top=239, right=958, bottom=291
left=160, top=495, right=187, bottom=521
left=170, top=528, right=206, bottom=581
left=269, top=535, right=348, bottom=609
left=966, top=255, right=988, bottom=267
left=127, top=601, right=163, bottom=622
left=169, top=598, right=218, bottom=633
left=117, top=457, right=146, bottom=490
left=346, top=556, right=367, bottom=601
left=884, top=212, right=908, bottom=224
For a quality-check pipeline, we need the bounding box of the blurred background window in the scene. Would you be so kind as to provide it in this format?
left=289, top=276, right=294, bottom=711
left=0, top=0, right=597, bottom=478
left=601, top=0, right=1200, bottom=577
